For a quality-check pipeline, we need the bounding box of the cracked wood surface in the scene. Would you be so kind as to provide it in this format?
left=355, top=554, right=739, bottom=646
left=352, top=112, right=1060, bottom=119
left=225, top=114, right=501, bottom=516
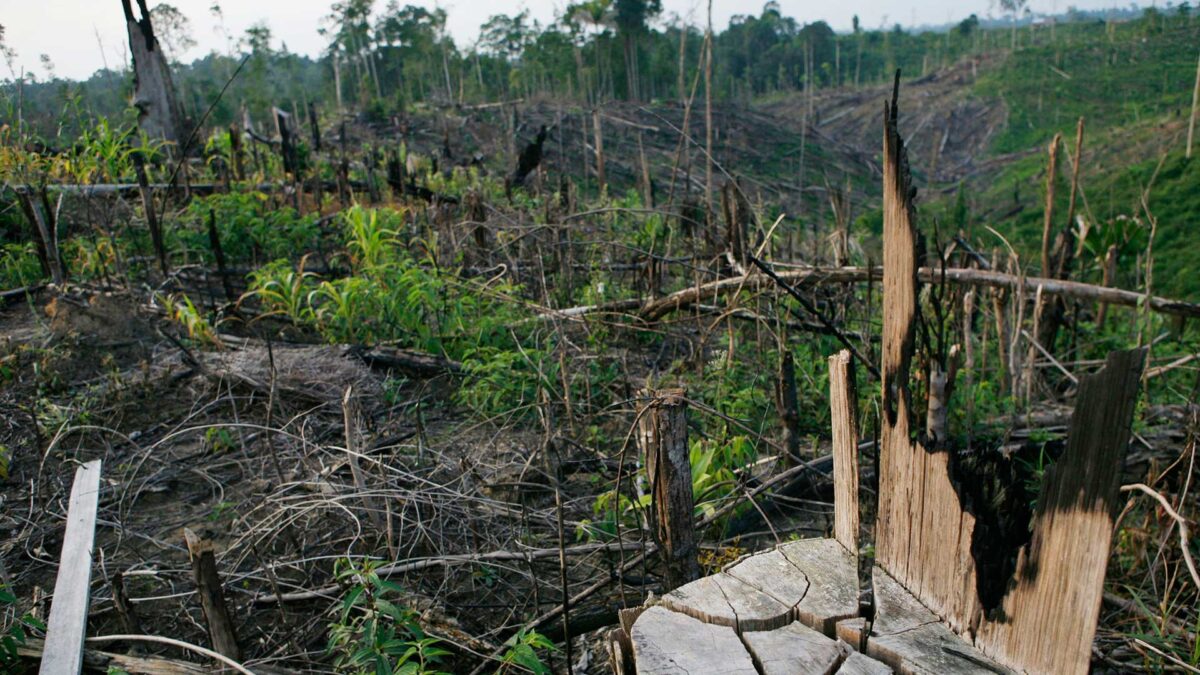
left=633, top=538, right=892, bottom=674
left=742, top=621, right=848, bottom=675
left=660, top=571, right=793, bottom=632
left=838, top=652, right=895, bottom=675
left=631, top=605, right=759, bottom=674
left=867, top=567, right=1010, bottom=675
left=779, top=539, right=860, bottom=634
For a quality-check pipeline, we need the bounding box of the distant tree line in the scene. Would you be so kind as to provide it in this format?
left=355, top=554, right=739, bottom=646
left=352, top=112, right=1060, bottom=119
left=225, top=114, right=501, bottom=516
left=1, top=0, right=1194, bottom=141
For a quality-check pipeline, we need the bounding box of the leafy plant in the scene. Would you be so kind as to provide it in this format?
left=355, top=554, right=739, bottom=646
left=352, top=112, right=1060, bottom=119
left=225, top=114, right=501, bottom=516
left=1, top=584, right=45, bottom=669
left=159, top=292, right=219, bottom=345
left=0, top=244, right=43, bottom=289
left=247, top=258, right=318, bottom=325
left=327, top=559, right=450, bottom=675
left=496, top=628, right=557, bottom=675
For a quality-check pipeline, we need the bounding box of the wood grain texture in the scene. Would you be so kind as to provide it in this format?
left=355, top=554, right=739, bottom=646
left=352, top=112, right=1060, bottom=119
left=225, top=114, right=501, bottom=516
left=875, top=79, right=987, bottom=638
left=779, top=538, right=860, bottom=635
left=742, top=621, right=848, bottom=675
left=868, top=567, right=1011, bottom=675
left=838, top=651, right=894, bottom=675
left=973, top=348, right=1146, bottom=674
left=631, top=605, right=758, bottom=674
left=828, top=351, right=860, bottom=553
left=638, top=388, right=700, bottom=590
left=40, top=459, right=102, bottom=675
left=724, top=548, right=810, bottom=611
left=660, top=572, right=792, bottom=632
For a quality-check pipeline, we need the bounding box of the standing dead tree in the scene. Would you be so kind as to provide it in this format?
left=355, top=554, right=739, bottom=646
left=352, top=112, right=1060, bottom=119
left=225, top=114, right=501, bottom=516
left=122, top=0, right=185, bottom=146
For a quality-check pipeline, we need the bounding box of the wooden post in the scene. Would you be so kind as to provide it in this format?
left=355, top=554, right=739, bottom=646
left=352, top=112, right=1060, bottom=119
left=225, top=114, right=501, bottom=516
left=828, top=351, right=859, bottom=554
left=274, top=107, right=298, bottom=178
left=40, top=460, right=102, bottom=675
left=15, top=190, right=62, bottom=286
left=184, top=529, right=241, bottom=661
left=1039, top=134, right=1061, bottom=279
left=721, top=180, right=749, bottom=269
left=122, top=0, right=185, bottom=145
left=637, top=388, right=699, bottom=590
left=131, top=152, right=169, bottom=277
left=110, top=571, right=142, bottom=638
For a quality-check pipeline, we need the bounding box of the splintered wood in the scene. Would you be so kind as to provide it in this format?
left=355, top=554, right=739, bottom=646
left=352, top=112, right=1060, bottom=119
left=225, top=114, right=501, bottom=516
left=874, top=77, right=1147, bottom=675
left=972, top=348, right=1146, bottom=673
left=828, top=351, right=859, bottom=554
left=622, top=77, right=1146, bottom=675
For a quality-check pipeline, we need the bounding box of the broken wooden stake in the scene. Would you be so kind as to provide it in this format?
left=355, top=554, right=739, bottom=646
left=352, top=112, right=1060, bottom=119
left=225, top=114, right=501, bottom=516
left=637, top=388, right=699, bottom=590
left=828, top=351, right=859, bottom=554
left=40, top=459, right=102, bottom=675
left=183, top=528, right=242, bottom=661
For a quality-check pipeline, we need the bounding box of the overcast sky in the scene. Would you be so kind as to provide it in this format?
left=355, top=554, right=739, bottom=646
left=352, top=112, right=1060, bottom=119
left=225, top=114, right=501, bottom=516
left=2, top=0, right=1134, bottom=81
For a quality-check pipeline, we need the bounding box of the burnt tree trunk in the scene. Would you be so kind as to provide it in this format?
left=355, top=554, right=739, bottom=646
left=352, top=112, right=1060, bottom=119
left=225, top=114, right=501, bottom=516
left=122, top=0, right=185, bottom=146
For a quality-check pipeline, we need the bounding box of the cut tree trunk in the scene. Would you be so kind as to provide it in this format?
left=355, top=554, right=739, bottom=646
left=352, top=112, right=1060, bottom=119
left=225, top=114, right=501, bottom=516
left=637, top=388, right=699, bottom=590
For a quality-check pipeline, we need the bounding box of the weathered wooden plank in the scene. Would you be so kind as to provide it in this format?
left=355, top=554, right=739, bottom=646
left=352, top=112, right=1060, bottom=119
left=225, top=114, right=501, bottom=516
left=779, top=538, right=860, bottom=635
left=828, top=351, right=860, bottom=553
left=631, top=605, right=757, bottom=674
left=868, top=567, right=1012, bottom=675
left=742, top=621, right=848, bottom=675
left=973, top=348, right=1146, bottom=675
left=40, top=459, right=102, bottom=675
left=837, top=651, right=894, bottom=675
left=660, top=572, right=792, bottom=632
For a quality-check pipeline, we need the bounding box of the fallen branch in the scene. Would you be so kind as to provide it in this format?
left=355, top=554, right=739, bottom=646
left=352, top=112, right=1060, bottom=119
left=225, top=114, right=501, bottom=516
left=256, top=541, right=648, bottom=603
left=85, top=635, right=254, bottom=675
left=638, top=265, right=1200, bottom=321
left=1119, top=483, right=1200, bottom=589
left=18, top=637, right=209, bottom=674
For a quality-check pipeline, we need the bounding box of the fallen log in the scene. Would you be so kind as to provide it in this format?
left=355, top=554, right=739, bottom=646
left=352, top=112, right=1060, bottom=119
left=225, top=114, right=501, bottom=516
left=638, top=265, right=1200, bottom=321
left=19, top=637, right=209, bottom=674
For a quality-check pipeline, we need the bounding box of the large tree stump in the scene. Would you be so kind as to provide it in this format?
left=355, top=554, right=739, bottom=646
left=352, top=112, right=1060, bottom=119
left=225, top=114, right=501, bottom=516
left=874, top=73, right=1147, bottom=675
